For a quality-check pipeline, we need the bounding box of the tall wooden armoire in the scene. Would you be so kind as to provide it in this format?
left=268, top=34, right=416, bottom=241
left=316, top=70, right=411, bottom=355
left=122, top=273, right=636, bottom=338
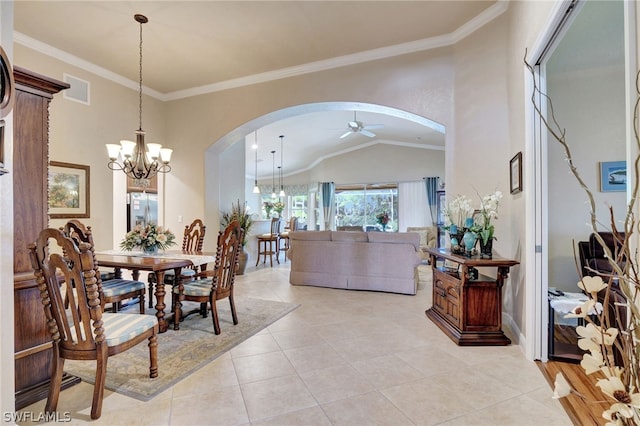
left=12, top=66, right=77, bottom=409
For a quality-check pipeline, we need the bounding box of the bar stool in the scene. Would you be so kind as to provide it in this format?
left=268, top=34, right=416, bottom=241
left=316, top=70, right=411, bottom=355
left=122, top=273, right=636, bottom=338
left=279, top=216, right=298, bottom=262
left=256, top=218, right=281, bottom=267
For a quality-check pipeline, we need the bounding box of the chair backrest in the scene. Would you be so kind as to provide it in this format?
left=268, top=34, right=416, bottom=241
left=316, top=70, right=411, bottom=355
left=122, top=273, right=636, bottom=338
left=212, top=220, right=244, bottom=295
left=269, top=217, right=281, bottom=236
left=28, top=228, right=105, bottom=352
left=289, top=217, right=299, bottom=232
left=61, top=219, right=105, bottom=301
left=182, top=219, right=206, bottom=252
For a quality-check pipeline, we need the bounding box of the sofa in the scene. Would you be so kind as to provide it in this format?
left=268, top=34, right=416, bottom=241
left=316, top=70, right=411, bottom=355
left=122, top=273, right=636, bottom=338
left=406, top=226, right=438, bottom=262
left=287, top=230, right=422, bottom=295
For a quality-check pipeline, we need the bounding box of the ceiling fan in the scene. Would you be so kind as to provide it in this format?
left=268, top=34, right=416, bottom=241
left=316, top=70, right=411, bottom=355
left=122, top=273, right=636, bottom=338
left=339, top=111, right=384, bottom=139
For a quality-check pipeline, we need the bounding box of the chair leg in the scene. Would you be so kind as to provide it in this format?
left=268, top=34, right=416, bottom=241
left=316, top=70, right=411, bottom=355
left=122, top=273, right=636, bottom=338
left=139, top=292, right=146, bottom=314
left=44, top=348, right=64, bottom=414
left=173, top=296, right=182, bottom=331
left=148, top=278, right=154, bottom=309
left=148, top=333, right=159, bottom=378
left=230, top=294, right=238, bottom=326
left=211, top=297, right=221, bottom=335
left=256, top=240, right=262, bottom=266
left=275, top=239, right=280, bottom=265
left=91, top=348, right=108, bottom=420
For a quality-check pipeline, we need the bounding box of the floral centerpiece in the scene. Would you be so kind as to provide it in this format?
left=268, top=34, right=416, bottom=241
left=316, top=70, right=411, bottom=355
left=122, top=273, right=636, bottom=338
left=264, top=200, right=285, bottom=218
left=120, top=223, right=176, bottom=254
left=528, top=59, right=640, bottom=425
left=376, top=212, right=390, bottom=231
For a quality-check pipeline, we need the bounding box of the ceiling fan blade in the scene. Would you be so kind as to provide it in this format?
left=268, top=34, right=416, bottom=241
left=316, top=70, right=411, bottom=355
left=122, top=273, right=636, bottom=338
left=348, top=121, right=359, bottom=128
left=364, top=124, right=384, bottom=130
left=340, top=131, right=353, bottom=139
left=360, top=129, right=376, bottom=138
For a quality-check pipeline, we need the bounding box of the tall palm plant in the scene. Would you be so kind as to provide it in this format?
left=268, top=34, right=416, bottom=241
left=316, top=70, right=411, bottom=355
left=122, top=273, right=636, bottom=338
left=220, top=200, right=253, bottom=248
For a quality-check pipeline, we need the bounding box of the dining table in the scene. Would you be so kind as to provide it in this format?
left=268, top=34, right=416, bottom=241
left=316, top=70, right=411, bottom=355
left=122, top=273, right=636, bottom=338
left=95, top=250, right=216, bottom=333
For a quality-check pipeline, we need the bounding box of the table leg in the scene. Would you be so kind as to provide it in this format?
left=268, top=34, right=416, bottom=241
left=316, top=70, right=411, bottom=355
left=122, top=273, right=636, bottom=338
left=154, top=270, right=168, bottom=333
left=173, top=267, right=184, bottom=330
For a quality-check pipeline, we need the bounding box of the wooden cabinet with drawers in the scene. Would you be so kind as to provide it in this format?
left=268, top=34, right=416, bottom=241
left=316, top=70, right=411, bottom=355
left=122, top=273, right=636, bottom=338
left=425, top=248, right=519, bottom=346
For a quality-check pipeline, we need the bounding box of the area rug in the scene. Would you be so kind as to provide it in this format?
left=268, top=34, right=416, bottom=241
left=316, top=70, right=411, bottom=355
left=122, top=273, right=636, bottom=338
left=63, top=297, right=299, bottom=401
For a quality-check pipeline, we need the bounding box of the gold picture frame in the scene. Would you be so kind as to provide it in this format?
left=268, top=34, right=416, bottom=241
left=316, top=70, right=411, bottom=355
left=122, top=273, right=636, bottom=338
left=48, top=161, right=90, bottom=218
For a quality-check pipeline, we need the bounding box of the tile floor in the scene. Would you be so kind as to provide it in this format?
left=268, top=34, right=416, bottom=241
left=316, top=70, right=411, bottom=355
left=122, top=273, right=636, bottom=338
left=19, top=262, right=570, bottom=425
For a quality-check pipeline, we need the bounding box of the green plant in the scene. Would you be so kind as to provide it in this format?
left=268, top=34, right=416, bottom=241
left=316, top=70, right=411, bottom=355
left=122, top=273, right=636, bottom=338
left=220, top=200, right=253, bottom=247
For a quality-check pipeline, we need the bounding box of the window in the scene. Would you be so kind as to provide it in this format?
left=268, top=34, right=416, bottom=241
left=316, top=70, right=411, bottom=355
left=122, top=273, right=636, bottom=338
left=335, top=183, right=398, bottom=231
left=289, top=194, right=308, bottom=229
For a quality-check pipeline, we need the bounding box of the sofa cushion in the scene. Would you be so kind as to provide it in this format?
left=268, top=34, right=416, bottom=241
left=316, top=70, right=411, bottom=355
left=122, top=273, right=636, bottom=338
left=366, top=231, right=420, bottom=251
left=289, top=230, right=331, bottom=241
left=331, top=231, right=368, bottom=242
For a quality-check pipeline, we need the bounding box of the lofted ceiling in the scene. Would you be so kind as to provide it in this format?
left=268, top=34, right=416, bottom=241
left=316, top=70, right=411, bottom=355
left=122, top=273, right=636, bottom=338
left=13, top=0, right=501, bottom=179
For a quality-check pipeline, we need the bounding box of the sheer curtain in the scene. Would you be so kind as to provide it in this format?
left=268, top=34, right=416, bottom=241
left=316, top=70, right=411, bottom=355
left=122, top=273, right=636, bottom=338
left=398, top=181, right=430, bottom=231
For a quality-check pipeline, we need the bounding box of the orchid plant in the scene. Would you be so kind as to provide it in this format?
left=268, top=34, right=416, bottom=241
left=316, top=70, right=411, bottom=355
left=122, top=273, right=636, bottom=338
left=527, top=57, right=640, bottom=425
left=473, top=190, right=503, bottom=245
left=444, top=194, right=474, bottom=232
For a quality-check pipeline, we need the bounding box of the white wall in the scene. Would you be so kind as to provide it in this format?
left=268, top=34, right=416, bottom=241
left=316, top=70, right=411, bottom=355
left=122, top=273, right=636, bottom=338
left=547, top=65, right=626, bottom=290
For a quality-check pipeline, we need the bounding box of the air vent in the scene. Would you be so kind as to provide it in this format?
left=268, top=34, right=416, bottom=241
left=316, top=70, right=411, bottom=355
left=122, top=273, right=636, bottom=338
left=63, top=74, right=90, bottom=105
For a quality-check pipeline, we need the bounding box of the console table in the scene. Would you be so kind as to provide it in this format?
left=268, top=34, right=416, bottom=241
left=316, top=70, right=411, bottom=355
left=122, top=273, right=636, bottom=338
left=424, top=248, right=519, bottom=346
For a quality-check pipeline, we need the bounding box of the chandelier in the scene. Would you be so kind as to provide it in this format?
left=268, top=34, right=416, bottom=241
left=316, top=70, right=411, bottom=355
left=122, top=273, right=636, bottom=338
left=106, top=14, right=172, bottom=184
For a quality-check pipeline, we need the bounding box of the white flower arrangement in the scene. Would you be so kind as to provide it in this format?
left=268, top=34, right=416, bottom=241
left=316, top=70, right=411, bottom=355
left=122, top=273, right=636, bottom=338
left=444, top=194, right=474, bottom=231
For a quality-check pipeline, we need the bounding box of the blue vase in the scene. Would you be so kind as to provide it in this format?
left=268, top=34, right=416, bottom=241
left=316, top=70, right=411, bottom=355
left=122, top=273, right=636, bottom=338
left=463, top=231, right=477, bottom=254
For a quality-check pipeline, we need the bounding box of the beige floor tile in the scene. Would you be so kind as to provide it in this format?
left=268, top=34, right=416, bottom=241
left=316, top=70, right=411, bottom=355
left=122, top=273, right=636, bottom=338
left=171, top=355, right=239, bottom=398
left=250, top=405, right=332, bottom=426
left=229, top=332, right=281, bottom=358
left=351, top=354, right=425, bottom=390
left=271, top=327, right=327, bottom=350
left=299, top=364, right=375, bottom=404
left=439, top=393, right=573, bottom=426
left=232, top=351, right=296, bottom=384
left=321, top=391, right=414, bottom=425
left=170, top=385, right=249, bottom=426
left=284, top=342, right=347, bottom=373
left=239, top=374, right=317, bottom=421
left=381, top=378, right=477, bottom=425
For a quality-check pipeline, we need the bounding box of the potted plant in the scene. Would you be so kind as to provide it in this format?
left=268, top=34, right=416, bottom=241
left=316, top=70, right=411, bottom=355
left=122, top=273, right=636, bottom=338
left=220, top=200, right=254, bottom=275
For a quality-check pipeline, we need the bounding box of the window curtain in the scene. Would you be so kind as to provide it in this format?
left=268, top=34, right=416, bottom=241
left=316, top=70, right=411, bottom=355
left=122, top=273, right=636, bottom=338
left=398, top=181, right=429, bottom=230
left=424, top=177, right=439, bottom=225
left=319, top=182, right=335, bottom=230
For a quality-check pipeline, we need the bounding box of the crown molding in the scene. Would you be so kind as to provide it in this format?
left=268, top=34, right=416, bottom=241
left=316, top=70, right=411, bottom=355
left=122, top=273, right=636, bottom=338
left=14, top=1, right=508, bottom=102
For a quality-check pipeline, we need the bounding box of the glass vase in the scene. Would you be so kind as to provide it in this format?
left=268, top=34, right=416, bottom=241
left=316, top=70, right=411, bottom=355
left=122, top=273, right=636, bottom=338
left=143, top=246, right=158, bottom=255
left=463, top=230, right=477, bottom=256
left=479, top=238, right=493, bottom=258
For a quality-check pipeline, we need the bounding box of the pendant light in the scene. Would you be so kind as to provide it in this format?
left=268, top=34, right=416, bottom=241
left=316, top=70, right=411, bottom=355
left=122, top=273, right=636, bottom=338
left=278, top=135, right=285, bottom=197
left=252, top=131, right=260, bottom=194
left=106, top=14, right=172, bottom=186
left=270, top=150, right=276, bottom=199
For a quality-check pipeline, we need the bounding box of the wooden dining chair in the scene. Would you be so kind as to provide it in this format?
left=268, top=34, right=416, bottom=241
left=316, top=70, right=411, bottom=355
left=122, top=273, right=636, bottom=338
left=278, top=216, right=298, bottom=262
left=256, top=217, right=281, bottom=267
left=62, top=220, right=146, bottom=314
left=172, top=220, right=243, bottom=334
left=148, top=218, right=207, bottom=307
left=28, top=228, right=159, bottom=420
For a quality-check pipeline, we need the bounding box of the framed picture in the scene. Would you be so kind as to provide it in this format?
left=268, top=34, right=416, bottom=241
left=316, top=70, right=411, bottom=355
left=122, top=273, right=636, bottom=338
left=48, top=161, right=90, bottom=218
left=600, top=161, right=626, bottom=192
left=510, top=152, right=523, bottom=194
